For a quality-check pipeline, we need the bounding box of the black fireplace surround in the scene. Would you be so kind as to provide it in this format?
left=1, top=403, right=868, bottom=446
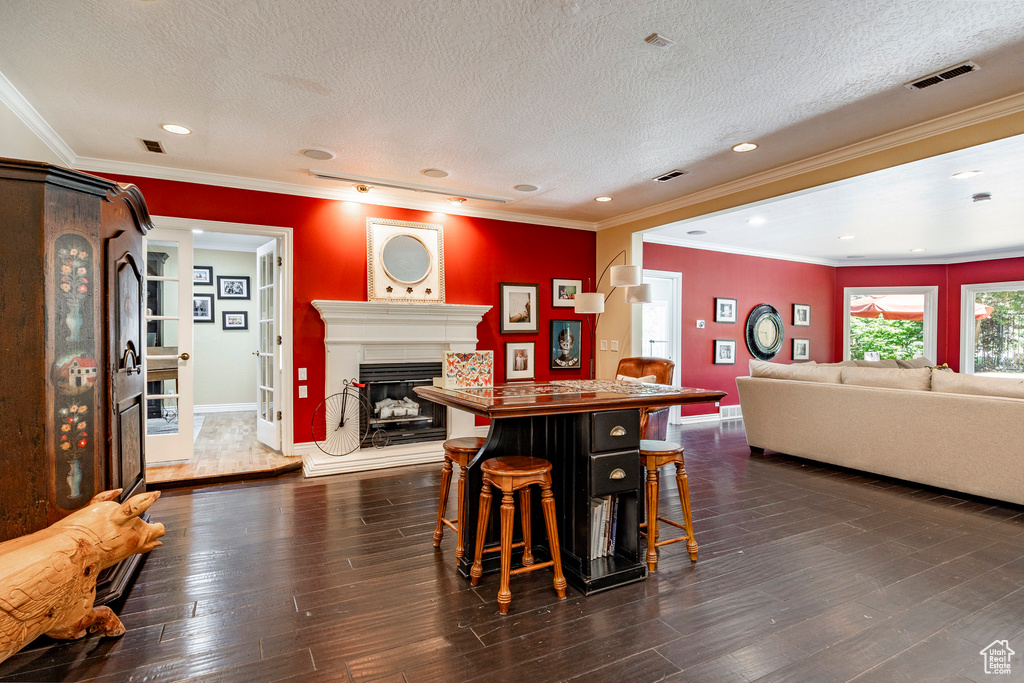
left=358, top=363, right=446, bottom=447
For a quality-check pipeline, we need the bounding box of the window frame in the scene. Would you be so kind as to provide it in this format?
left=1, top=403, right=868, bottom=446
left=843, top=286, right=938, bottom=362
left=960, top=280, right=1024, bottom=375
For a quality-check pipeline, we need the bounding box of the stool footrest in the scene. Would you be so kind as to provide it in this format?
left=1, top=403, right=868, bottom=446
left=440, top=518, right=458, bottom=532
left=510, top=559, right=555, bottom=577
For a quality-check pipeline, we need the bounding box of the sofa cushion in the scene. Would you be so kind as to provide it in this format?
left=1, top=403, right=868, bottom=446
left=749, top=360, right=842, bottom=383
left=840, top=366, right=931, bottom=391
left=817, top=360, right=858, bottom=367
left=894, top=357, right=934, bottom=369
left=931, top=371, right=1024, bottom=399
left=852, top=359, right=901, bottom=368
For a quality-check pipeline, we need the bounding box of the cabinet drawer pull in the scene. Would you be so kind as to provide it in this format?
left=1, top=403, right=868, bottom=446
left=609, top=426, right=626, bottom=437
left=609, top=468, right=626, bottom=480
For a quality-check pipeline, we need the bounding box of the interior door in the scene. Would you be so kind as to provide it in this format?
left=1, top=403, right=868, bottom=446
left=642, top=270, right=683, bottom=422
left=144, top=228, right=194, bottom=463
left=256, top=239, right=281, bottom=449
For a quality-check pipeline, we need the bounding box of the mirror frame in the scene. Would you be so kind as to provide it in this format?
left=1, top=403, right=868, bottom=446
left=367, top=218, right=445, bottom=303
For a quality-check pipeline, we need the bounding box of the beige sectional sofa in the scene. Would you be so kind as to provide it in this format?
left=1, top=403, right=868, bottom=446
left=736, top=359, right=1024, bottom=506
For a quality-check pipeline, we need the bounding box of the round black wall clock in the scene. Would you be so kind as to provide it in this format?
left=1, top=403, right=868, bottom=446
left=745, top=304, right=784, bottom=361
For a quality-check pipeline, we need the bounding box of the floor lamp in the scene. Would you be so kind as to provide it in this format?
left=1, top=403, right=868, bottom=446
left=574, top=251, right=653, bottom=378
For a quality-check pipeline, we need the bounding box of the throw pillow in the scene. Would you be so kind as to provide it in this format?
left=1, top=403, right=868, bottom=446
left=852, top=359, right=901, bottom=368
left=617, top=374, right=658, bottom=384
left=895, top=357, right=934, bottom=369
left=931, top=371, right=1024, bottom=399
left=840, top=366, right=931, bottom=391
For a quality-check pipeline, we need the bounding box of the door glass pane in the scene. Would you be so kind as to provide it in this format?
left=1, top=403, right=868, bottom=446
left=848, top=294, right=925, bottom=360
left=147, top=396, right=179, bottom=436
left=641, top=278, right=673, bottom=359
left=973, top=289, right=1024, bottom=377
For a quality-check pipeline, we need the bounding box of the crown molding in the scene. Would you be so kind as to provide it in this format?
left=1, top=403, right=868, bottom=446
left=600, top=91, right=1024, bottom=232
left=643, top=234, right=1024, bottom=268
left=0, top=70, right=76, bottom=165
left=74, top=157, right=596, bottom=232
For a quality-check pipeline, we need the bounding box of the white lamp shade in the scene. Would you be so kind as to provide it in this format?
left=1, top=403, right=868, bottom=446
left=624, top=283, right=652, bottom=304
left=609, top=264, right=641, bottom=287
left=573, top=292, right=605, bottom=314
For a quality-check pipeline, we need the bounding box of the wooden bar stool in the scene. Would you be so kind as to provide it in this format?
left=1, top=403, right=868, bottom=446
left=433, top=437, right=486, bottom=561
left=470, top=456, right=567, bottom=615
left=639, top=439, right=698, bottom=571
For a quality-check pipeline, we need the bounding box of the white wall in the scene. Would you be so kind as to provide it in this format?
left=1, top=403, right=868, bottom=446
left=0, top=99, right=63, bottom=163
left=193, top=248, right=258, bottom=408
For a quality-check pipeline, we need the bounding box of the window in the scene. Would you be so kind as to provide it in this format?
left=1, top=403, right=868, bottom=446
left=960, top=281, right=1024, bottom=377
left=843, top=286, right=937, bottom=361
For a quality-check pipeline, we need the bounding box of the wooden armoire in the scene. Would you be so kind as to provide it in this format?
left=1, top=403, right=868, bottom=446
left=0, top=157, right=152, bottom=603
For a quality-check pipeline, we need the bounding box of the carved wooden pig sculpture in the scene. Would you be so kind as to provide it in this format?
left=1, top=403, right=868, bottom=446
left=0, top=489, right=165, bottom=664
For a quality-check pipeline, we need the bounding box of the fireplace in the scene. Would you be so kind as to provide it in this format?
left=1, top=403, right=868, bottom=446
left=359, top=362, right=446, bottom=447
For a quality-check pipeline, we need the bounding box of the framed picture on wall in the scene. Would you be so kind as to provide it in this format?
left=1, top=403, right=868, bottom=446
left=193, top=266, right=213, bottom=286
left=222, top=311, right=248, bottom=330
left=550, top=320, right=582, bottom=369
left=193, top=293, right=214, bottom=323
left=551, top=278, right=582, bottom=308
left=714, top=339, right=736, bottom=364
left=505, top=341, right=535, bottom=380
left=217, top=275, right=250, bottom=300
left=715, top=298, right=737, bottom=323
left=793, top=303, right=811, bottom=326
left=793, top=338, right=810, bottom=361
left=500, top=282, right=539, bottom=333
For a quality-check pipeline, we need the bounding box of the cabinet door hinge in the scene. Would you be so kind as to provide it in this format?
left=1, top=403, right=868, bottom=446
left=277, top=256, right=282, bottom=266
left=277, top=335, right=283, bottom=345
left=276, top=410, right=283, bottom=421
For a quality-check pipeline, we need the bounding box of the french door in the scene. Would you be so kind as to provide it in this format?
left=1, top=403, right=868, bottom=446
left=256, top=239, right=281, bottom=449
left=144, top=228, right=195, bottom=463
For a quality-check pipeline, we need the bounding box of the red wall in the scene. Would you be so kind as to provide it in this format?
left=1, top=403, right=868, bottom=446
left=645, top=243, right=837, bottom=413
left=836, top=256, right=1024, bottom=371
left=106, top=174, right=595, bottom=437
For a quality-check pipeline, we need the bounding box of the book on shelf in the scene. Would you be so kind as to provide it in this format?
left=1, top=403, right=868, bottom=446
left=590, top=498, right=604, bottom=560
left=608, top=496, right=619, bottom=556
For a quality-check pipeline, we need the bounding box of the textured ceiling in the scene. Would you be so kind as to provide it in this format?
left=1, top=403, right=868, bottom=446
left=1, top=0, right=1024, bottom=258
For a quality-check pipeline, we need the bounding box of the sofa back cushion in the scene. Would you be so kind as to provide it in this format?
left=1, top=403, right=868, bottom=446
left=749, top=360, right=842, bottom=383
left=852, top=359, right=901, bottom=368
left=840, top=366, right=932, bottom=391
left=894, top=357, right=934, bottom=369
left=931, top=371, right=1024, bottom=399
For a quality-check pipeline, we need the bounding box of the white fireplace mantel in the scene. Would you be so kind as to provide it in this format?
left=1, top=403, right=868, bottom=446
left=302, top=300, right=491, bottom=477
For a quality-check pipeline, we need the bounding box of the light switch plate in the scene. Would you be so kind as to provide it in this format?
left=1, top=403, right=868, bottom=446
left=600, top=340, right=608, bottom=351
left=610, top=340, right=619, bottom=351
left=696, top=320, right=705, bottom=328
left=298, top=368, right=307, bottom=380
left=298, top=385, right=307, bottom=398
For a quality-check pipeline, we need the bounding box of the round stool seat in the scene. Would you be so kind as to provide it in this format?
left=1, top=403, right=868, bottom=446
left=481, top=456, right=553, bottom=478
left=639, top=440, right=682, bottom=456
left=443, top=437, right=486, bottom=458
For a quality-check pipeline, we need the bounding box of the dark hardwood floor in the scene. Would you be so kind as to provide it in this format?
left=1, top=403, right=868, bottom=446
left=3, top=419, right=1024, bottom=682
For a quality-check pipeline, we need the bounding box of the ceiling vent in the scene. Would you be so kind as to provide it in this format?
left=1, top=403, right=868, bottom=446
left=652, top=169, right=687, bottom=182
left=141, top=139, right=165, bottom=154
left=904, top=61, right=979, bottom=90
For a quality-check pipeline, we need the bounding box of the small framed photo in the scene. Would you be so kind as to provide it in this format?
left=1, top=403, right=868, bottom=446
left=715, top=298, right=737, bottom=323
left=551, top=278, right=582, bottom=308
left=193, top=293, right=214, bottom=323
left=793, top=338, right=810, bottom=361
left=505, top=341, right=535, bottom=380
left=217, top=275, right=250, bottom=300
left=500, top=282, right=539, bottom=334
left=193, top=266, right=213, bottom=286
left=714, top=339, right=736, bottom=364
left=222, top=311, right=248, bottom=330
left=550, top=320, right=582, bottom=369
left=793, top=303, right=811, bottom=326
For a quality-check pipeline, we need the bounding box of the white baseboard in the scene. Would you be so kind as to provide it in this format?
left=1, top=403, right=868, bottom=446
left=672, top=405, right=742, bottom=425
left=194, top=402, right=257, bottom=414
left=676, top=413, right=722, bottom=425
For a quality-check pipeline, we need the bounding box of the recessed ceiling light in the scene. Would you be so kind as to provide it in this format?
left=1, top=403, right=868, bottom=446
left=302, top=148, right=335, bottom=161
left=354, top=184, right=372, bottom=193
left=595, top=196, right=613, bottom=202
left=421, top=168, right=449, bottom=178
left=447, top=197, right=466, bottom=205
left=838, top=235, right=856, bottom=240
left=972, top=192, right=992, bottom=202
left=952, top=170, right=982, bottom=180
left=514, top=184, right=538, bottom=192
left=747, top=216, right=766, bottom=226
left=910, top=248, right=926, bottom=252
left=732, top=142, right=758, bottom=153
left=687, top=230, right=708, bottom=235
left=161, top=123, right=191, bottom=135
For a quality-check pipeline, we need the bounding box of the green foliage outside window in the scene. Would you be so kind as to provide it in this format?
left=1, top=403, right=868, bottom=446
left=849, top=316, right=924, bottom=360
left=974, top=290, right=1024, bottom=373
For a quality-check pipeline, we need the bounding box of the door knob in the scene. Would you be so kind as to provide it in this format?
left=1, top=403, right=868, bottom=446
left=253, top=351, right=261, bottom=357
left=179, top=352, right=190, bottom=361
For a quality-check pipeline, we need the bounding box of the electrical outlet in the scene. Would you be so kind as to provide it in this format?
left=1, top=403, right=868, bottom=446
left=298, top=385, right=307, bottom=398
left=600, top=340, right=608, bottom=351
left=610, top=340, right=619, bottom=351
left=696, top=320, right=705, bottom=328
left=298, top=368, right=307, bottom=380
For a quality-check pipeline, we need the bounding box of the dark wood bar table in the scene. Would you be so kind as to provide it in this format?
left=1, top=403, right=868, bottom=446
left=415, top=380, right=726, bottom=594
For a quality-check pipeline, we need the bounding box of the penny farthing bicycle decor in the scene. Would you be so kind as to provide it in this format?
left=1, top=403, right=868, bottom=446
left=311, top=379, right=377, bottom=456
